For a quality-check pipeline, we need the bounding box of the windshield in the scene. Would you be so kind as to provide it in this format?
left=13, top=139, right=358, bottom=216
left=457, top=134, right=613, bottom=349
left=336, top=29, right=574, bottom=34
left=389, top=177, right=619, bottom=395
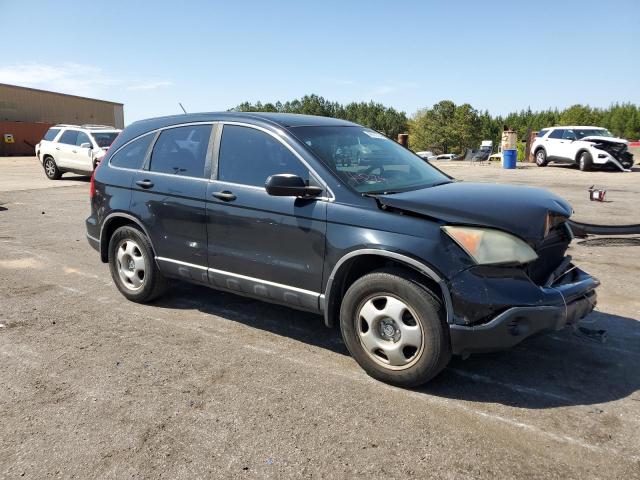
left=91, top=132, right=119, bottom=148
left=291, top=126, right=451, bottom=194
left=573, top=128, right=613, bottom=139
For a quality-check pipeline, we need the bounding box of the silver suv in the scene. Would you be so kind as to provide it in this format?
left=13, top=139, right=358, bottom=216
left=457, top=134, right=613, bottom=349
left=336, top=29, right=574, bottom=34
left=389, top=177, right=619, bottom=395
left=36, top=124, right=121, bottom=179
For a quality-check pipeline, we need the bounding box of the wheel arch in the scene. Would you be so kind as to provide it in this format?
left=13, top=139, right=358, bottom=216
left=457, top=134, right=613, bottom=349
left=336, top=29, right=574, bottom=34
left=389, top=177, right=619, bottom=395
left=575, top=148, right=591, bottom=163
left=323, top=249, right=453, bottom=328
left=99, top=212, right=157, bottom=263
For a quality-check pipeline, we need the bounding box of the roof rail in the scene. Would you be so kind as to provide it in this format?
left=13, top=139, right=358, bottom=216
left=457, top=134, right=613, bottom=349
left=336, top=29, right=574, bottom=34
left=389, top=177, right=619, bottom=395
left=81, top=124, right=116, bottom=129
left=53, top=124, right=80, bottom=128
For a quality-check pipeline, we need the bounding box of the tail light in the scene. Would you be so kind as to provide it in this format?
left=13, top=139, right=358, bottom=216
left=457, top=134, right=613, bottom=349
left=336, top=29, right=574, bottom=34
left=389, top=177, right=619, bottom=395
left=89, top=158, right=102, bottom=199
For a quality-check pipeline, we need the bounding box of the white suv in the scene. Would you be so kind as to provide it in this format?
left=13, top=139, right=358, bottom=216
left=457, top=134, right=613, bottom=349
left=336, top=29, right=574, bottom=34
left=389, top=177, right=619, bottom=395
left=531, top=126, right=633, bottom=172
left=36, top=124, right=122, bottom=179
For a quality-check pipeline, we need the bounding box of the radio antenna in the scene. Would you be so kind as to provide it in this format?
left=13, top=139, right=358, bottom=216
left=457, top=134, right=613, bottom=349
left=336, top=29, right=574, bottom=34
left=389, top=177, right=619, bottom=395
left=179, top=102, right=187, bottom=114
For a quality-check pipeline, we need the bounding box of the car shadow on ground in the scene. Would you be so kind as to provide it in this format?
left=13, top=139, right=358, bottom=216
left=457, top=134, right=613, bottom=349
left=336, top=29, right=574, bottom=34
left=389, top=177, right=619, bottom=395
left=61, top=175, right=91, bottom=182
left=154, top=283, right=640, bottom=410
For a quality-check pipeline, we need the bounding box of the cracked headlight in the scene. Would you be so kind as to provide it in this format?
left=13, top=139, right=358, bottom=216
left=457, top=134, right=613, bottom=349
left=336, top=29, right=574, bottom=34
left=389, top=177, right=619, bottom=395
left=443, top=226, right=538, bottom=265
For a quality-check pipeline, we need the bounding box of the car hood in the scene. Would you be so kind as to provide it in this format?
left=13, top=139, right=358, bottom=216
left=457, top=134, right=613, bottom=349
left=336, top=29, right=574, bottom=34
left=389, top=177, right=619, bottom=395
left=581, top=136, right=628, bottom=144
left=377, top=182, right=573, bottom=242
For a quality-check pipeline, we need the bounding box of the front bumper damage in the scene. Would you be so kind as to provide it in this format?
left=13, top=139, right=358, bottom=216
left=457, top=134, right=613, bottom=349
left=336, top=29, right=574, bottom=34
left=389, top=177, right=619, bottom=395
left=591, top=141, right=634, bottom=172
left=447, top=263, right=599, bottom=356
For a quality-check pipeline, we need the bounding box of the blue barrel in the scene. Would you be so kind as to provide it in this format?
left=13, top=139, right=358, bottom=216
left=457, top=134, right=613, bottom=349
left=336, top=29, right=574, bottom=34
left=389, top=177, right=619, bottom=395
left=502, top=149, right=517, bottom=169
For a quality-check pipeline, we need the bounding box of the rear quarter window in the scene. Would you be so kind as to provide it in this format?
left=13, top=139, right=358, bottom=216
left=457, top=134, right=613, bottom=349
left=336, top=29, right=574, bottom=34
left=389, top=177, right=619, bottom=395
left=536, top=129, right=549, bottom=138
left=109, top=134, right=154, bottom=170
left=43, top=128, right=60, bottom=141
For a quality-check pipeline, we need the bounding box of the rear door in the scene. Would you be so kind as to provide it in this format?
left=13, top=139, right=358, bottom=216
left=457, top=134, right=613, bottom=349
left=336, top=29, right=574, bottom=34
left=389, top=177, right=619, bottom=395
left=56, top=129, right=78, bottom=168
left=544, top=128, right=565, bottom=160
left=205, top=123, right=327, bottom=311
left=130, top=123, right=214, bottom=283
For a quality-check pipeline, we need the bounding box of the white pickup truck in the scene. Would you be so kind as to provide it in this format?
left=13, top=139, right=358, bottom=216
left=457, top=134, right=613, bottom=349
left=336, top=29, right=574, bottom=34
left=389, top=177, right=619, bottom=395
left=531, top=126, right=633, bottom=172
left=36, top=124, right=121, bottom=179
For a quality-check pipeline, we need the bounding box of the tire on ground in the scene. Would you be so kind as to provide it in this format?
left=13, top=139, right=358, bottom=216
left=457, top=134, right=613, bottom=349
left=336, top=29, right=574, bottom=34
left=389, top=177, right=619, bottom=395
left=339, top=267, right=451, bottom=387
left=108, top=225, right=168, bottom=302
left=579, top=151, right=593, bottom=171
left=535, top=148, right=548, bottom=167
left=43, top=156, right=62, bottom=180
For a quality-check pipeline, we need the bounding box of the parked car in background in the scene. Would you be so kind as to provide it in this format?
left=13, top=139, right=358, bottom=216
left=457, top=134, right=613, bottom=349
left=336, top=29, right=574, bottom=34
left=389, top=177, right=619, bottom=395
left=86, top=112, right=599, bottom=387
left=36, top=124, right=122, bottom=179
left=532, top=126, right=634, bottom=172
left=415, top=150, right=436, bottom=161
left=435, top=153, right=458, bottom=161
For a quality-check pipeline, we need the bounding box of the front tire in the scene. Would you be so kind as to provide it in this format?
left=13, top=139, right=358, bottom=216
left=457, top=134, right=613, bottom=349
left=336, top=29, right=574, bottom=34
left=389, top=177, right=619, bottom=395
left=579, top=151, right=592, bottom=171
left=43, top=156, right=62, bottom=180
left=340, top=268, right=451, bottom=387
left=108, top=225, right=168, bottom=302
left=535, top=149, right=548, bottom=167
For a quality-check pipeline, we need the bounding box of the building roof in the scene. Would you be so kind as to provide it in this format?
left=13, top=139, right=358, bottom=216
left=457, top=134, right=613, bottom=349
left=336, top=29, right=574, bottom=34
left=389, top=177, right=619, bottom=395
left=0, top=83, right=123, bottom=106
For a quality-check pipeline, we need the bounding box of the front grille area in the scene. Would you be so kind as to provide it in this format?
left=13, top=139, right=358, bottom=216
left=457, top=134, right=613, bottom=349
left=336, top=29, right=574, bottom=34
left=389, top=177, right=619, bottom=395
left=526, top=224, right=572, bottom=285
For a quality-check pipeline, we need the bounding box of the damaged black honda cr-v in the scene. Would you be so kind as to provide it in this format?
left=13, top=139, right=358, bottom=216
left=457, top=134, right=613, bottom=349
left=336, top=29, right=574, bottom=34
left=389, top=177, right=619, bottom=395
left=86, top=112, right=599, bottom=387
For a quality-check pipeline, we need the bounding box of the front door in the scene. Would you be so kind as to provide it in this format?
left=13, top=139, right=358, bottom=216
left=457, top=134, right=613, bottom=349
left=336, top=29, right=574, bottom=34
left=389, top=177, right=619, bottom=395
left=72, top=131, right=94, bottom=171
left=130, top=123, right=213, bottom=284
left=205, top=123, right=327, bottom=311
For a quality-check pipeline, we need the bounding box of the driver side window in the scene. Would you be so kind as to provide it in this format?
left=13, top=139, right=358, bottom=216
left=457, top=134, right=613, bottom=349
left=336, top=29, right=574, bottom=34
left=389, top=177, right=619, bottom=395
left=562, top=130, right=576, bottom=140
left=217, top=125, right=310, bottom=187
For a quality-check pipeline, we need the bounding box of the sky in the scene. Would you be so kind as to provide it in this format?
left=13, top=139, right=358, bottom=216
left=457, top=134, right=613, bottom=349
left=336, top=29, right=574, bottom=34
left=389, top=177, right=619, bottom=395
left=2, top=0, right=639, bottom=124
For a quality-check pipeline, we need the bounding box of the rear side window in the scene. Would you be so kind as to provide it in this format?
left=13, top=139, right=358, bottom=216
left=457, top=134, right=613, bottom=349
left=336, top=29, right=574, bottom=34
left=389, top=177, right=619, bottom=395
left=218, top=125, right=309, bottom=187
left=59, top=130, right=79, bottom=145
left=43, top=128, right=60, bottom=141
left=536, top=129, right=549, bottom=138
left=548, top=129, right=564, bottom=139
left=76, top=131, right=91, bottom=146
left=110, top=134, right=154, bottom=169
left=149, top=125, right=211, bottom=178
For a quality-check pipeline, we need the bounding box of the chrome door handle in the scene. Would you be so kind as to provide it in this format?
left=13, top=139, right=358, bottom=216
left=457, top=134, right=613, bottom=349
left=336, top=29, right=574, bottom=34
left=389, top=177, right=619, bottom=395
left=212, top=190, right=236, bottom=201
left=135, top=179, right=154, bottom=189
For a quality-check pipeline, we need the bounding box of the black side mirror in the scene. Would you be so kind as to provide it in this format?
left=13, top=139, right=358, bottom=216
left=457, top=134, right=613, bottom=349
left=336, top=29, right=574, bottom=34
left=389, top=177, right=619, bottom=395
left=265, top=174, right=323, bottom=198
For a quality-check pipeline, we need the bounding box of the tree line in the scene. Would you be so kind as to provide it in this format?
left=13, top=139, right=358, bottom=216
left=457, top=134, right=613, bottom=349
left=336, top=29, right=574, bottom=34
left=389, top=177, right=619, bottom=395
left=232, top=95, right=640, bottom=155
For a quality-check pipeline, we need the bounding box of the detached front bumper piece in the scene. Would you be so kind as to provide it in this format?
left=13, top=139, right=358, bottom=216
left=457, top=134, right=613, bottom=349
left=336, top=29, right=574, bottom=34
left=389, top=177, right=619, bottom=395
left=448, top=266, right=598, bottom=356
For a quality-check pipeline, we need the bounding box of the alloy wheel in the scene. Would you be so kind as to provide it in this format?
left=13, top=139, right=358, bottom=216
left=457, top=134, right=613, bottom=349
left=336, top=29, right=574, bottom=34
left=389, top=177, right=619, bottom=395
left=45, top=159, right=56, bottom=177
left=116, top=238, right=146, bottom=291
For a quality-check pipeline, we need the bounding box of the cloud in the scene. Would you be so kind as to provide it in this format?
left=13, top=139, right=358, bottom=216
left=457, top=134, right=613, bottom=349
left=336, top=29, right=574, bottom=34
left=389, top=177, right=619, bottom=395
left=366, top=82, right=420, bottom=98
left=127, top=81, right=173, bottom=91
left=0, top=63, right=116, bottom=97
left=0, top=62, right=173, bottom=98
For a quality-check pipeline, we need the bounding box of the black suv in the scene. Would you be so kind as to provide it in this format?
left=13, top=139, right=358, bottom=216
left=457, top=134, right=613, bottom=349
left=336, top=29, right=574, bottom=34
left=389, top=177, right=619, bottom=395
left=86, top=113, right=599, bottom=386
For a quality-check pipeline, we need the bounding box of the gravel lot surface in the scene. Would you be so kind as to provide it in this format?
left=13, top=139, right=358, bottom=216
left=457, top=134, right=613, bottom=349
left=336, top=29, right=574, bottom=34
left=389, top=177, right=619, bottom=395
left=1, top=157, right=639, bottom=479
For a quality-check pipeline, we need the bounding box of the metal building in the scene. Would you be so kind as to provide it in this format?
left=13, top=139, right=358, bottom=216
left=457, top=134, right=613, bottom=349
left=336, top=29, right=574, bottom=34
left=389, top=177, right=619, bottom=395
left=0, top=83, right=124, bottom=155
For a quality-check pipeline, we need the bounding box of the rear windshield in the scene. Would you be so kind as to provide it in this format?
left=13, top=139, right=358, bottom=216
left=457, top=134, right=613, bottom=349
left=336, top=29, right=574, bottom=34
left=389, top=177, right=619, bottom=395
left=291, top=126, right=450, bottom=194
left=91, top=132, right=119, bottom=148
left=43, top=128, right=60, bottom=141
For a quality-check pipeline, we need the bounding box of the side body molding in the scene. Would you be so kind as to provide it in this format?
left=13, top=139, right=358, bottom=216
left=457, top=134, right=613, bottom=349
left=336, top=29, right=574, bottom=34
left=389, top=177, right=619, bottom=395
left=323, top=249, right=454, bottom=327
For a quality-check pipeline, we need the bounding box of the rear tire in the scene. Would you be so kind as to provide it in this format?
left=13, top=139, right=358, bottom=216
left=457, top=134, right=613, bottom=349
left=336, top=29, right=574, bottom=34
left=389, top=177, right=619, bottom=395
left=339, top=268, right=451, bottom=387
left=108, top=225, right=168, bottom=302
left=43, top=156, right=62, bottom=180
left=535, top=149, right=548, bottom=167
left=579, top=151, right=592, bottom=171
